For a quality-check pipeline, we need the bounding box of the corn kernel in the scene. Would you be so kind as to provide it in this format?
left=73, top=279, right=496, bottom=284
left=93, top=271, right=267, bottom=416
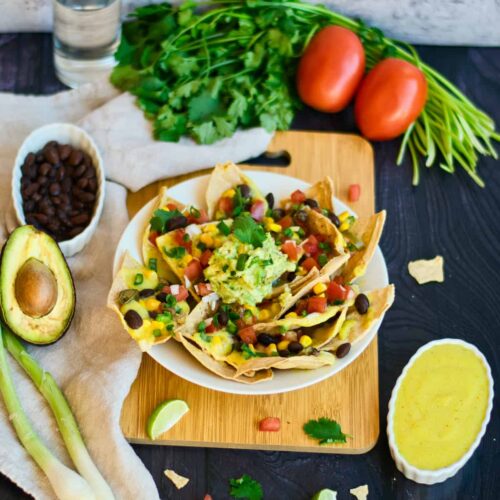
left=200, top=233, right=214, bottom=247
left=338, top=211, right=350, bottom=222
left=277, top=340, right=290, bottom=351
left=222, top=188, right=236, bottom=198
left=183, top=254, right=193, bottom=266
left=144, top=298, right=161, bottom=311
left=313, top=282, right=328, bottom=295
left=285, top=311, right=298, bottom=319
left=258, top=309, right=271, bottom=321
left=265, top=344, right=278, bottom=355
left=213, top=237, right=225, bottom=248
left=268, top=223, right=282, bottom=233
left=211, top=335, right=222, bottom=345
left=205, top=224, right=217, bottom=234
left=270, top=302, right=281, bottom=316
left=299, top=335, right=312, bottom=348
left=263, top=217, right=274, bottom=225
left=339, top=221, right=350, bottom=232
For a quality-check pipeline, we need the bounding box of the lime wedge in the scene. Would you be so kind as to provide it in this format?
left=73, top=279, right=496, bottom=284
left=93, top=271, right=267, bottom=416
left=146, top=399, right=189, bottom=440
left=312, top=489, right=337, bottom=500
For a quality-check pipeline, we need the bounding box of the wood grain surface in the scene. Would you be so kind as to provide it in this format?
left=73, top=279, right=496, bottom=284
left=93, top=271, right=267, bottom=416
left=0, top=35, right=499, bottom=500
left=121, top=131, right=379, bottom=453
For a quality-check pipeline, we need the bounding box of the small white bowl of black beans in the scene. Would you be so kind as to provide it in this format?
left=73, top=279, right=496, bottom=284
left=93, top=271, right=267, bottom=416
left=12, top=123, right=105, bottom=257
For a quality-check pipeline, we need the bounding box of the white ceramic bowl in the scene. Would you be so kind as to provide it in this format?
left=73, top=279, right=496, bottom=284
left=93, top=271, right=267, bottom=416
left=12, top=123, right=105, bottom=257
left=387, top=338, right=494, bottom=484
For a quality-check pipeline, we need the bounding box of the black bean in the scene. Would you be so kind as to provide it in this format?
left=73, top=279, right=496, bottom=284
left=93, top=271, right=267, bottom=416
left=286, top=272, right=296, bottom=282
left=265, top=192, right=275, bottom=209
left=33, top=213, right=49, bottom=225
left=217, top=310, right=228, bottom=327
left=70, top=213, right=89, bottom=226
left=25, top=214, right=36, bottom=225
left=336, top=343, right=351, bottom=358
left=42, top=205, right=56, bottom=216
left=156, top=292, right=167, bottom=303
left=62, top=177, right=72, bottom=192
left=354, top=293, right=370, bottom=315
left=60, top=193, right=70, bottom=205
left=328, top=212, right=340, bottom=227
left=294, top=210, right=308, bottom=224
left=56, top=166, right=65, bottom=181
left=68, top=150, right=83, bottom=166
left=165, top=214, right=188, bottom=231
left=22, top=153, right=35, bottom=174
left=24, top=200, right=35, bottom=212
left=49, top=183, right=61, bottom=196
left=75, top=190, right=95, bottom=203
left=32, top=193, right=42, bottom=203
left=82, top=153, right=92, bottom=167
left=68, top=226, right=84, bottom=238
left=58, top=144, right=72, bottom=161
left=124, top=310, right=143, bottom=329
left=83, top=166, right=95, bottom=179
left=288, top=341, right=304, bottom=354
left=257, top=333, right=279, bottom=347
left=37, top=175, right=48, bottom=185
left=43, top=146, right=59, bottom=165
left=77, top=178, right=88, bottom=189
left=237, top=183, right=251, bottom=198
left=148, top=311, right=158, bottom=320
left=39, top=162, right=51, bottom=176
left=24, top=182, right=39, bottom=197
left=52, top=196, right=61, bottom=205
left=73, top=164, right=86, bottom=177
left=139, top=289, right=155, bottom=298
left=271, top=208, right=285, bottom=221
left=304, top=198, right=319, bottom=208
left=87, top=178, right=97, bottom=192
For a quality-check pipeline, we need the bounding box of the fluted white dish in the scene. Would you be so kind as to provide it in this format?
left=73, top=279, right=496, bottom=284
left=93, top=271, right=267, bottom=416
left=12, top=123, right=105, bottom=257
left=387, top=338, right=494, bottom=484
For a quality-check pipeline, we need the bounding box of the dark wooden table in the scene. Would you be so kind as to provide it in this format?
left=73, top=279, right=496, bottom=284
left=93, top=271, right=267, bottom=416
left=0, top=34, right=498, bottom=500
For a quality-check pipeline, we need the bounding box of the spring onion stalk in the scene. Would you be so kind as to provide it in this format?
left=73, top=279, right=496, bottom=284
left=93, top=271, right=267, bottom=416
left=2, top=326, right=115, bottom=500
left=0, top=324, right=95, bottom=500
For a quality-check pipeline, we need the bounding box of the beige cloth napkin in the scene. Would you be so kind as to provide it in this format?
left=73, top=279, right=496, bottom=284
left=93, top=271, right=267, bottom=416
left=0, top=80, right=271, bottom=499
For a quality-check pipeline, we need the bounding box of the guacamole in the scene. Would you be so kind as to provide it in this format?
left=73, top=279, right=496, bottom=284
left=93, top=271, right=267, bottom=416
left=204, top=234, right=295, bottom=306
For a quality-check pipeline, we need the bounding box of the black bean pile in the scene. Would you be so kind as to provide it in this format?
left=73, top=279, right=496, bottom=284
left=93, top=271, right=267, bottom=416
left=20, top=141, right=98, bottom=242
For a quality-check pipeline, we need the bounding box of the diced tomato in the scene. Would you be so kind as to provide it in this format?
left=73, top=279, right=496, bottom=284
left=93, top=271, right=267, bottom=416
left=199, top=249, right=213, bottom=268
left=326, top=281, right=350, bottom=303
left=348, top=183, right=361, bottom=202
left=302, top=257, right=319, bottom=272
left=166, top=203, right=179, bottom=211
left=307, top=296, right=327, bottom=314
left=278, top=215, right=293, bottom=229
left=148, top=231, right=159, bottom=245
left=218, top=196, right=233, bottom=214
left=295, top=299, right=308, bottom=315
left=196, top=282, right=213, bottom=296
left=281, top=240, right=298, bottom=261
left=259, top=417, right=281, bottom=432
left=291, top=189, right=307, bottom=204
left=334, top=275, right=345, bottom=285
left=161, top=285, right=171, bottom=294
left=250, top=200, right=266, bottom=221
left=204, top=495, right=213, bottom=500
left=205, top=323, right=217, bottom=333
left=303, top=235, right=319, bottom=256
left=173, top=229, right=192, bottom=252
left=174, top=285, right=189, bottom=301
left=238, top=325, right=257, bottom=345
left=184, top=259, right=203, bottom=282
left=188, top=208, right=209, bottom=224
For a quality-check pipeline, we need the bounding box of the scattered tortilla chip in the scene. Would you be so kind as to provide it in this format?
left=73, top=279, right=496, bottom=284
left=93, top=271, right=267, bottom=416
left=305, top=176, right=335, bottom=212
left=350, top=484, right=369, bottom=499
left=408, top=256, right=444, bottom=284
left=164, top=469, right=189, bottom=489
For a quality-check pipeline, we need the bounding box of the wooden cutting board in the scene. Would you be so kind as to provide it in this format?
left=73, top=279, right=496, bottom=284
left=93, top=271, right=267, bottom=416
left=120, top=131, right=378, bottom=453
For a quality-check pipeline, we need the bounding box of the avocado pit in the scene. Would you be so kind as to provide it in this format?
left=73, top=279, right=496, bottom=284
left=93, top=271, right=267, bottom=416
left=15, top=258, right=58, bottom=318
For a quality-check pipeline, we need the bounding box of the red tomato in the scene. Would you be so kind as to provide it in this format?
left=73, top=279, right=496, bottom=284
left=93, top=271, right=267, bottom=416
left=250, top=200, right=265, bottom=221
left=303, top=235, right=319, bottom=256
left=204, top=495, right=213, bottom=500
left=307, top=296, right=327, bottom=314
left=205, top=323, right=217, bottom=333
left=184, top=259, right=203, bottom=282
left=174, top=285, right=189, bottom=301
left=302, top=257, right=319, bottom=272
left=148, top=231, right=159, bottom=245
left=218, top=196, right=233, bottom=214
left=199, top=249, right=213, bottom=268
left=188, top=208, right=209, bottom=224
left=326, top=281, right=349, bottom=303
left=258, top=417, right=281, bottom=432
left=290, top=189, right=306, bottom=204
left=239, top=326, right=257, bottom=345
left=281, top=240, right=298, bottom=261
left=297, top=26, right=365, bottom=112
left=166, top=203, right=178, bottom=211
left=348, top=183, right=361, bottom=202
left=196, top=282, right=213, bottom=296
left=278, top=215, right=293, bottom=229
left=355, top=58, right=428, bottom=140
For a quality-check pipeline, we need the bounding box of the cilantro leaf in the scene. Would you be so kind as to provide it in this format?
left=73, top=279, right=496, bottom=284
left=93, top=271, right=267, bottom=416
left=229, top=474, right=263, bottom=500
left=232, top=215, right=266, bottom=248
left=303, top=418, right=350, bottom=445
left=150, top=208, right=185, bottom=233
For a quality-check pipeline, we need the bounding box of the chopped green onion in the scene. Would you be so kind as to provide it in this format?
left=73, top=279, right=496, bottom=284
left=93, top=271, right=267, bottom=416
left=165, top=246, right=186, bottom=259
left=134, top=273, right=143, bottom=286
left=236, top=253, right=249, bottom=271
left=283, top=228, right=294, bottom=238
left=157, top=312, right=173, bottom=323
left=165, top=294, right=177, bottom=308
left=190, top=206, right=201, bottom=218
left=197, top=321, right=206, bottom=333
left=148, top=258, right=157, bottom=272
left=153, top=329, right=162, bottom=338
left=227, top=320, right=238, bottom=334
left=318, top=254, right=328, bottom=267
left=217, top=221, right=231, bottom=236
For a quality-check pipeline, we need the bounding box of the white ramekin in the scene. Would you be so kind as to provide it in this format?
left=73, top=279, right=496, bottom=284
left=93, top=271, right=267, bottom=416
left=12, top=123, right=105, bottom=258
left=387, top=338, right=494, bottom=485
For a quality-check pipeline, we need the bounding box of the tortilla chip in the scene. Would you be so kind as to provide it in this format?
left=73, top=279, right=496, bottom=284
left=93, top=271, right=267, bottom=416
left=235, top=351, right=336, bottom=376
left=107, top=252, right=182, bottom=351
left=178, top=334, right=273, bottom=383
left=306, top=208, right=346, bottom=255
left=266, top=267, right=319, bottom=301
left=324, top=285, right=395, bottom=352
left=408, top=255, right=444, bottom=284
left=342, top=211, right=386, bottom=283
left=205, top=162, right=267, bottom=219
left=305, top=176, right=335, bottom=212
left=350, top=485, right=369, bottom=500
left=164, top=469, right=189, bottom=489
left=142, top=187, right=183, bottom=283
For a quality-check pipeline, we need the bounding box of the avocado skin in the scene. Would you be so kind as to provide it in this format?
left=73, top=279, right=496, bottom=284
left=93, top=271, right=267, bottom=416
left=0, top=226, right=76, bottom=345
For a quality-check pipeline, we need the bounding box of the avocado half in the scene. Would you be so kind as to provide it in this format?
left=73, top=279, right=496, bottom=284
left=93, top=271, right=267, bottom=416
left=0, top=225, right=75, bottom=344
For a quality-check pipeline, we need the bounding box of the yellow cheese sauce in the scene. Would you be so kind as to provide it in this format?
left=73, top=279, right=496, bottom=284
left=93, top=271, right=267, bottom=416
left=394, top=343, right=490, bottom=470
